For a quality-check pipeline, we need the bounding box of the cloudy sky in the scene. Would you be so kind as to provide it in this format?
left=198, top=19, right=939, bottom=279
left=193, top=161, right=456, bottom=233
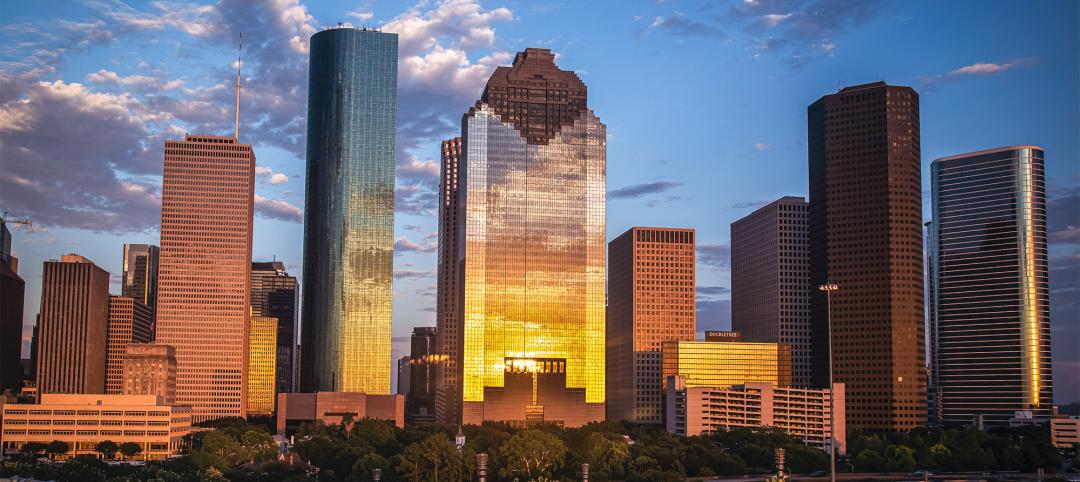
left=1, top=0, right=1077, bottom=401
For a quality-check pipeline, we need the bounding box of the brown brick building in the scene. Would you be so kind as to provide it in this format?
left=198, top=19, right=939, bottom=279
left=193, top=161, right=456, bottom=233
left=105, top=296, right=153, bottom=395
left=435, top=137, right=462, bottom=424
left=36, top=255, right=110, bottom=395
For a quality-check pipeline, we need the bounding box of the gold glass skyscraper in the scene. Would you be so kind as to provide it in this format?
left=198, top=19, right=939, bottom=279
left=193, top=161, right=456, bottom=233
left=451, top=48, right=606, bottom=427
left=248, top=315, right=277, bottom=416
left=661, top=340, right=793, bottom=389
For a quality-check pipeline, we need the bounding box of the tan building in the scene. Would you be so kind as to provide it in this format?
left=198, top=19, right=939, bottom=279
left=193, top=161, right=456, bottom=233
left=661, top=340, right=793, bottom=389
left=1051, top=416, right=1080, bottom=449
left=157, top=134, right=255, bottom=423
left=276, top=392, right=404, bottom=435
left=248, top=315, right=277, bottom=416
left=123, top=344, right=176, bottom=405
left=0, top=394, right=191, bottom=460
left=36, top=254, right=110, bottom=395
left=607, top=227, right=696, bottom=424
left=106, top=296, right=153, bottom=394
left=666, top=378, right=846, bottom=454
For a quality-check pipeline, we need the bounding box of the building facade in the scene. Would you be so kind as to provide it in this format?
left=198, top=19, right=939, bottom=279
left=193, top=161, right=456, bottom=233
left=157, top=134, right=255, bottom=422
left=0, top=394, right=191, bottom=460
left=105, top=296, right=153, bottom=394
left=121, top=244, right=159, bottom=322
left=0, top=226, right=24, bottom=393
left=251, top=261, right=298, bottom=393
left=930, top=146, right=1052, bottom=426
left=122, top=343, right=176, bottom=405
left=408, top=327, right=436, bottom=424
left=396, top=356, right=411, bottom=396
left=808, top=81, right=926, bottom=430
left=248, top=315, right=278, bottom=416
left=1051, top=417, right=1080, bottom=450
left=666, top=378, right=846, bottom=453
left=607, top=227, right=696, bottom=424
left=661, top=340, right=793, bottom=389
left=731, top=197, right=811, bottom=387
left=277, top=392, right=404, bottom=435
left=455, top=48, right=606, bottom=427
left=435, top=137, right=462, bottom=424
left=36, top=254, right=110, bottom=395
left=301, top=27, right=398, bottom=394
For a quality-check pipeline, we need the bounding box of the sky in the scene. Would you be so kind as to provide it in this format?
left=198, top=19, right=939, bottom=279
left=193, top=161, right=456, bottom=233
left=1, top=0, right=1077, bottom=402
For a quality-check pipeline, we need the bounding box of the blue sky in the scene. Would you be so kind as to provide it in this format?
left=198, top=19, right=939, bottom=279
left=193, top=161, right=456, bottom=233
left=1, top=0, right=1077, bottom=401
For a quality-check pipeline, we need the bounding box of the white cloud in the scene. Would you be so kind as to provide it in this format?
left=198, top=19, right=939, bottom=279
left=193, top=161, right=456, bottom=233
left=269, top=173, right=289, bottom=185
left=347, top=10, right=375, bottom=22
left=761, top=13, right=791, bottom=27
left=254, top=194, right=303, bottom=222
left=753, top=142, right=771, bottom=151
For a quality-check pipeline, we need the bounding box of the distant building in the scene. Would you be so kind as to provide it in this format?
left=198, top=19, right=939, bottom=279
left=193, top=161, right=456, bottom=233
left=661, top=340, right=792, bottom=389
left=106, top=296, right=153, bottom=395
left=1051, top=416, right=1080, bottom=449
left=276, top=392, right=404, bottom=435
left=397, top=356, right=411, bottom=396
left=408, top=327, right=436, bottom=424
left=0, top=394, right=192, bottom=459
left=122, top=343, right=176, bottom=405
left=930, top=146, right=1053, bottom=427
left=36, top=254, right=110, bottom=395
left=703, top=331, right=742, bottom=342
left=666, top=378, right=846, bottom=454
left=435, top=137, right=462, bottom=424
left=248, top=315, right=278, bottom=416
left=607, top=227, right=696, bottom=424
left=0, top=225, right=24, bottom=392
left=121, top=244, right=159, bottom=322
left=731, top=196, right=811, bottom=387
left=250, top=261, right=298, bottom=393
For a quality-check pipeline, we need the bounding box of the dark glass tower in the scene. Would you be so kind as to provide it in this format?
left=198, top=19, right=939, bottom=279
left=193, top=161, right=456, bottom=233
left=122, top=244, right=159, bottom=322
left=930, top=146, right=1052, bottom=427
left=408, top=327, right=437, bottom=424
left=301, top=27, right=397, bottom=394
left=251, top=261, right=298, bottom=393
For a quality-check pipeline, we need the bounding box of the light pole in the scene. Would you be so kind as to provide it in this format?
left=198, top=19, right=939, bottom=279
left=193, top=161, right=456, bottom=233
left=819, top=282, right=839, bottom=482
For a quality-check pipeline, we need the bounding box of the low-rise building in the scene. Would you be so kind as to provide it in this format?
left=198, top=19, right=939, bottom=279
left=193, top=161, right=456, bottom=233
left=661, top=339, right=793, bottom=389
left=276, top=392, right=404, bottom=435
left=1051, top=416, right=1079, bottom=450
left=666, top=377, right=846, bottom=454
left=0, top=394, right=191, bottom=459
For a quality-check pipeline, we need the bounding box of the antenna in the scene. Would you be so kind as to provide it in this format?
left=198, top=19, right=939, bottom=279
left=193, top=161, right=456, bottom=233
left=234, top=32, right=243, bottom=140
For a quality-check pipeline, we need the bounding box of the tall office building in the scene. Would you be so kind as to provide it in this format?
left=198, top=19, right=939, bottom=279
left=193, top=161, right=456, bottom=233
left=157, top=134, right=255, bottom=422
left=251, top=261, right=298, bottom=393
left=731, top=197, right=811, bottom=387
left=300, top=27, right=397, bottom=394
left=435, top=137, right=462, bottom=424
left=925, top=220, right=942, bottom=426
left=930, top=146, right=1052, bottom=427
left=122, top=343, right=177, bottom=405
left=397, top=356, right=411, bottom=396
left=408, top=327, right=436, bottom=424
left=0, top=222, right=24, bottom=393
left=36, top=254, right=110, bottom=394
left=607, top=227, right=696, bottom=424
left=454, top=48, right=606, bottom=427
left=105, top=296, right=153, bottom=394
left=807, top=81, right=926, bottom=430
left=121, top=244, right=159, bottom=321
left=248, top=315, right=278, bottom=416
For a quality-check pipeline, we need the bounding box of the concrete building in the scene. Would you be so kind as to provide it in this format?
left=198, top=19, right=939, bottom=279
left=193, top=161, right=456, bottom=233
left=666, top=378, right=846, bottom=454
left=731, top=196, right=811, bottom=387
left=106, top=296, right=153, bottom=395
left=121, top=244, right=159, bottom=322
left=36, top=254, right=110, bottom=395
left=808, top=81, right=926, bottom=430
left=0, top=394, right=191, bottom=459
left=248, top=315, right=277, bottom=416
left=276, top=392, right=404, bottom=435
left=157, top=134, right=255, bottom=423
left=607, top=227, right=696, bottom=424
left=122, top=344, right=176, bottom=405
left=1051, top=416, right=1080, bottom=450
left=661, top=340, right=793, bottom=389
left=250, top=261, right=298, bottom=393
left=435, top=137, right=462, bottom=424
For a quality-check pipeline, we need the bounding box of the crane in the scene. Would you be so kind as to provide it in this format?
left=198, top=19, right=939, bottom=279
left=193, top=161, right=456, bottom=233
left=0, top=212, right=32, bottom=228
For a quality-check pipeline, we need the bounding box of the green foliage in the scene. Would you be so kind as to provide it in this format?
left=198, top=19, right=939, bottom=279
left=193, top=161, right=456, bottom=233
left=119, top=441, right=144, bottom=459
left=497, top=429, right=567, bottom=480
left=20, top=441, right=46, bottom=456
left=848, top=425, right=1060, bottom=473
left=45, top=440, right=69, bottom=458
left=95, top=439, right=119, bottom=459
left=397, top=433, right=467, bottom=482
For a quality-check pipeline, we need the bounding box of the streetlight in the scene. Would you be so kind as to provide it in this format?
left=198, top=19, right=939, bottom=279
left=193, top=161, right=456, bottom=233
left=819, top=282, right=839, bottom=482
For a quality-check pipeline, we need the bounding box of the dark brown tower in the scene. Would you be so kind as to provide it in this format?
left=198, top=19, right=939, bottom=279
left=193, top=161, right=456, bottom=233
left=808, top=81, right=926, bottom=431
left=435, top=137, right=462, bottom=424
left=36, top=254, right=110, bottom=394
left=478, top=48, right=587, bottom=145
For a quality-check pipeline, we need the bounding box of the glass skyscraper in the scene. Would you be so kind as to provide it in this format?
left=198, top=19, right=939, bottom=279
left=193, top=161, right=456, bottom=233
left=930, top=146, right=1052, bottom=427
left=450, top=48, right=606, bottom=427
left=300, top=27, right=397, bottom=394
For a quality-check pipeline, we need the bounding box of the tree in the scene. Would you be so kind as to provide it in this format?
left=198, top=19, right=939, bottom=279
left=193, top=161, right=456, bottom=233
left=497, top=429, right=567, bottom=480
left=350, top=453, right=390, bottom=482
left=884, top=445, right=916, bottom=473
left=20, top=441, right=46, bottom=457
left=119, top=441, right=143, bottom=460
left=397, top=433, right=466, bottom=482
left=95, top=440, right=119, bottom=459
left=45, top=440, right=70, bottom=459
left=240, top=429, right=279, bottom=464
left=854, top=448, right=884, bottom=472
left=582, top=432, right=630, bottom=480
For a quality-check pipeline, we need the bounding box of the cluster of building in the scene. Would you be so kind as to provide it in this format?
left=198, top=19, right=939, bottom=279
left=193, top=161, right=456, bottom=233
left=0, top=24, right=1069, bottom=461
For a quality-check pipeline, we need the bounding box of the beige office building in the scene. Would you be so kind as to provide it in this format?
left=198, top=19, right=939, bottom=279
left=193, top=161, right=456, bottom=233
left=36, top=254, right=110, bottom=395
left=666, top=378, right=846, bottom=453
left=157, top=134, right=255, bottom=422
left=123, top=344, right=177, bottom=405
left=106, top=296, right=153, bottom=394
left=0, top=394, right=191, bottom=459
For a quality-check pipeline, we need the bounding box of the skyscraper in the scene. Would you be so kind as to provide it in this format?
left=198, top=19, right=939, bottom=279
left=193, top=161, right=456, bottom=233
left=408, top=327, right=436, bottom=424
left=930, top=146, right=1052, bottom=427
left=731, top=197, right=811, bottom=387
left=0, top=221, right=25, bottom=393
left=36, top=254, right=110, bottom=394
left=301, top=27, right=397, bottom=394
left=607, top=227, right=696, bottom=424
left=251, top=261, right=298, bottom=393
left=157, top=134, right=255, bottom=422
left=455, top=48, right=606, bottom=427
left=121, top=244, right=159, bottom=321
left=105, top=295, right=153, bottom=394
left=807, top=81, right=926, bottom=431
left=248, top=315, right=278, bottom=416
left=435, top=137, right=462, bottom=424
left=123, top=343, right=177, bottom=405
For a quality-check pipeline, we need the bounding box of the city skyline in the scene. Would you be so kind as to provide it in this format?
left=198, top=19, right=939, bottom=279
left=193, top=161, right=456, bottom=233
left=1, top=0, right=1077, bottom=403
